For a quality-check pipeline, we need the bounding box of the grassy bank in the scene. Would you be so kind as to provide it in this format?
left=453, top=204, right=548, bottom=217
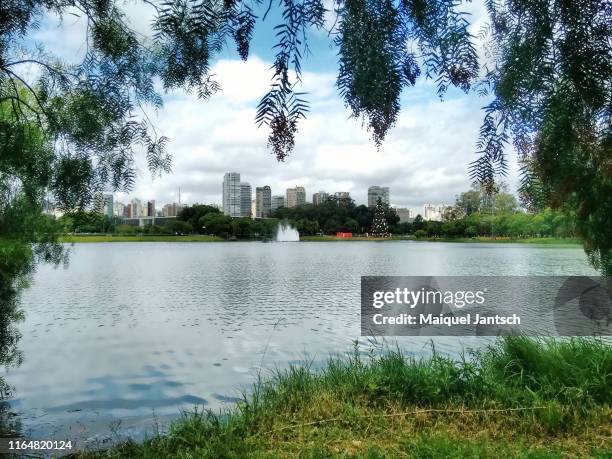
left=58, top=235, right=225, bottom=243
left=300, top=235, right=397, bottom=241
left=300, top=235, right=582, bottom=245
left=415, top=236, right=583, bottom=245
left=77, top=337, right=611, bottom=458
left=58, top=234, right=582, bottom=245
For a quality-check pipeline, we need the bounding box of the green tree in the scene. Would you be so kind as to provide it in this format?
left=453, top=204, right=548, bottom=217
left=494, top=192, right=519, bottom=214
left=455, top=189, right=482, bottom=216
left=470, top=0, right=611, bottom=272
left=199, top=213, right=233, bottom=238
left=0, top=99, right=66, bottom=414
left=342, top=218, right=360, bottom=233
left=179, top=205, right=221, bottom=231
left=166, top=220, right=193, bottom=235
left=412, top=215, right=425, bottom=231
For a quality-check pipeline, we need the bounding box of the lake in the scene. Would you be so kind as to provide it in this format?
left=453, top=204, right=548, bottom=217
left=1, top=241, right=598, bottom=447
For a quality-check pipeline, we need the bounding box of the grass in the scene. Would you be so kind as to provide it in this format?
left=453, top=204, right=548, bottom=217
left=75, top=337, right=611, bottom=458
left=58, top=234, right=225, bottom=243
left=416, top=237, right=583, bottom=245
left=301, top=235, right=582, bottom=245
left=301, top=235, right=396, bottom=241
left=58, top=234, right=582, bottom=245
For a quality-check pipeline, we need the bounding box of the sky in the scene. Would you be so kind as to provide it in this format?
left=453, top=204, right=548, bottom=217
left=33, top=0, right=519, bottom=215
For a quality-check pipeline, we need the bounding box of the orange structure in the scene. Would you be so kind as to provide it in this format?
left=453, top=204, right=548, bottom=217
left=336, top=232, right=353, bottom=238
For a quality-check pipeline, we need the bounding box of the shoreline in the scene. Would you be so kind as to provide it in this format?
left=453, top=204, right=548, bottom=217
left=301, top=236, right=582, bottom=245
left=57, top=235, right=583, bottom=245
left=76, top=337, right=611, bottom=458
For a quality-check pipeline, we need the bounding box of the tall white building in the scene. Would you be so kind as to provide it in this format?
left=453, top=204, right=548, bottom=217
left=368, top=186, right=390, bottom=208
left=286, top=186, right=306, bottom=208
left=334, top=192, right=351, bottom=200
left=113, top=201, right=125, bottom=217
left=437, top=204, right=451, bottom=220
left=223, top=172, right=242, bottom=217
left=131, top=198, right=143, bottom=217
left=423, top=204, right=450, bottom=221
left=312, top=191, right=328, bottom=205
left=395, top=208, right=413, bottom=223
left=240, top=182, right=252, bottom=217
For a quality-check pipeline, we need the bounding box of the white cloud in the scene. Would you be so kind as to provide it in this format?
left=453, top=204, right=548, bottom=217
left=116, top=59, right=519, bottom=215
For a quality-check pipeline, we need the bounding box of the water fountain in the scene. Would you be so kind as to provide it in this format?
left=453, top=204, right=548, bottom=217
left=275, top=222, right=300, bottom=241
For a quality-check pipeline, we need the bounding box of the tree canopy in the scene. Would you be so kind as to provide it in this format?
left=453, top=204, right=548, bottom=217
left=470, top=0, right=611, bottom=272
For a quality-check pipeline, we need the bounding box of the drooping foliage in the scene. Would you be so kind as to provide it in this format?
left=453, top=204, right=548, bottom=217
left=1, top=0, right=479, bottom=203
left=0, top=96, right=66, bottom=401
left=470, top=0, right=611, bottom=273
left=336, top=0, right=478, bottom=146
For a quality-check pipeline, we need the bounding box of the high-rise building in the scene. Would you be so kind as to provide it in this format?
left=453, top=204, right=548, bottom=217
left=437, top=204, right=450, bottom=221
left=131, top=198, right=142, bottom=217
left=271, top=195, right=285, bottom=210
left=223, top=172, right=242, bottom=217
left=395, top=208, right=413, bottom=223
left=424, top=203, right=449, bottom=221
left=251, top=199, right=257, bottom=219
left=255, top=186, right=272, bottom=218
left=147, top=200, right=156, bottom=218
left=286, top=186, right=306, bottom=208
left=240, top=182, right=252, bottom=217
left=424, top=203, right=435, bottom=220
left=312, top=191, right=329, bottom=205
left=162, top=202, right=182, bottom=217
left=368, top=186, right=390, bottom=208
left=334, top=191, right=351, bottom=200
left=113, top=201, right=125, bottom=217
left=103, top=194, right=113, bottom=218
left=126, top=203, right=133, bottom=218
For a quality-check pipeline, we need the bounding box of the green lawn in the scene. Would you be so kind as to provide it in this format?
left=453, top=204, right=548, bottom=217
left=59, top=234, right=225, bottom=243
left=75, top=337, right=611, bottom=458
left=416, top=236, right=583, bottom=245
left=58, top=234, right=582, bottom=245
left=301, top=235, right=395, bottom=241
left=300, top=235, right=582, bottom=245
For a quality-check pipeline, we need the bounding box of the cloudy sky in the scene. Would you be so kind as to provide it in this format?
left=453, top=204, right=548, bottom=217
left=35, top=0, right=519, bottom=215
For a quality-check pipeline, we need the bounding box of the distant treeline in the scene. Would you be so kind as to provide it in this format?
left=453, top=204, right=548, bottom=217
left=57, top=205, right=278, bottom=240
left=272, top=191, right=576, bottom=239
left=272, top=196, right=399, bottom=235
left=409, top=209, right=576, bottom=239
left=56, top=188, right=577, bottom=240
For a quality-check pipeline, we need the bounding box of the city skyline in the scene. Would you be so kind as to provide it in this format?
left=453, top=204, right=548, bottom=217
left=111, top=172, right=458, bottom=221
left=114, top=181, right=455, bottom=218
left=110, top=174, right=457, bottom=224
left=37, top=0, right=521, bottom=218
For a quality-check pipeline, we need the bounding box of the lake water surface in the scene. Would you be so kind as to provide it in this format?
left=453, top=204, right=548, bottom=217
left=2, top=241, right=598, bottom=446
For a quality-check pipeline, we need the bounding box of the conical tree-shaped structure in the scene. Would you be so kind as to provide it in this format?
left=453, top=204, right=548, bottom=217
left=370, top=198, right=390, bottom=237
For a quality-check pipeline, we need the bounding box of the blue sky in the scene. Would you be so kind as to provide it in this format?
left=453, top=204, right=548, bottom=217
left=31, top=0, right=518, bottom=214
